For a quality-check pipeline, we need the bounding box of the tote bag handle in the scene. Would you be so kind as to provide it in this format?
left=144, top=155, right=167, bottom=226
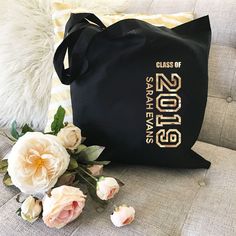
left=53, top=13, right=106, bottom=85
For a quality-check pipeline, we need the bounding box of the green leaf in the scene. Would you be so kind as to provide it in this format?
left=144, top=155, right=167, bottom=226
left=77, top=146, right=105, bottom=163
left=16, top=193, right=25, bottom=203
left=0, top=159, right=8, bottom=173
left=74, top=144, right=87, bottom=154
left=16, top=208, right=21, bottom=216
left=87, top=160, right=111, bottom=165
left=21, top=124, right=34, bottom=134
left=3, top=172, right=13, bottom=186
left=11, top=121, right=20, bottom=140
left=114, top=177, right=125, bottom=187
left=68, top=158, right=79, bottom=170
left=0, top=131, right=16, bottom=142
left=50, top=106, right=65, bottom=134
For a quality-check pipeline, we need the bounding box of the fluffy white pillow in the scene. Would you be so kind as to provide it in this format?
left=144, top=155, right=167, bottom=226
left=0, top=0, right=54, bottom=130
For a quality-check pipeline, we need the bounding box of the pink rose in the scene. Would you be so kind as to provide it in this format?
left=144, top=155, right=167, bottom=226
left=96, top=177, right=119, bottom=200
left=42, top=185, right=86, bottom=229
left=87, top=165, right=103, bottom=176
left=110, top=205, right=135, bottom=227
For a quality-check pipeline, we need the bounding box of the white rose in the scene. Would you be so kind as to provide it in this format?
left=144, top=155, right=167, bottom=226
left=110, top=205, right=135, bottom=227
left=57, top=123, right=82, bottom=150
left=42, top=185, right=86, bottom=229
left=96, top=177, right=120, bottom=200
left=8, top=132, right=70, bottom=194
left=21, top=196, right=42, bottom=223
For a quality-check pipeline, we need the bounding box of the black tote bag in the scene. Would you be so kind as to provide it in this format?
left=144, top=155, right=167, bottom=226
left=54, top=13, right=211, bottom=168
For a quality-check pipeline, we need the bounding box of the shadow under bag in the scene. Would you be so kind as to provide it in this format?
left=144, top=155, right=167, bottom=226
left=54, top=13, right=211, bottom=168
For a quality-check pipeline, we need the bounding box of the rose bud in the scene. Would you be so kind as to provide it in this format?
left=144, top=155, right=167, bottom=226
left=21, top=196, right=42, bottom=223
left=57, top=123, right=82, bottom=150
left=110, top=205, right=135, bottom=227
left=87, top=165, right=103, bottom=176
left=96, top=177, right=119, bottom=200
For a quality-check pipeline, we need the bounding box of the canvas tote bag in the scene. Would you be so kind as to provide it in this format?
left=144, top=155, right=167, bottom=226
left=54, top=13, right=211, bottom=168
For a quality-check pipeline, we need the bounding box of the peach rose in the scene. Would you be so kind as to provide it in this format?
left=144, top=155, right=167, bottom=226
left=42, top=185, right=86, bottom=229
left=110, top=205, right=135, bottom=227
left=57, top=124, right=82, bottom=150
left=96, top=177, right=119, bottom=200
left=87, top=165, right=103, bottom=176
left=7, top=132, right=70, bottom=194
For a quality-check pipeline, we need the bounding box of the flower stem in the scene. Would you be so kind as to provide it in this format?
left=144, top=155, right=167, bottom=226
left=77, top=166, right=98, bottom=182
left=76, top=171, right=96, bottom=190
